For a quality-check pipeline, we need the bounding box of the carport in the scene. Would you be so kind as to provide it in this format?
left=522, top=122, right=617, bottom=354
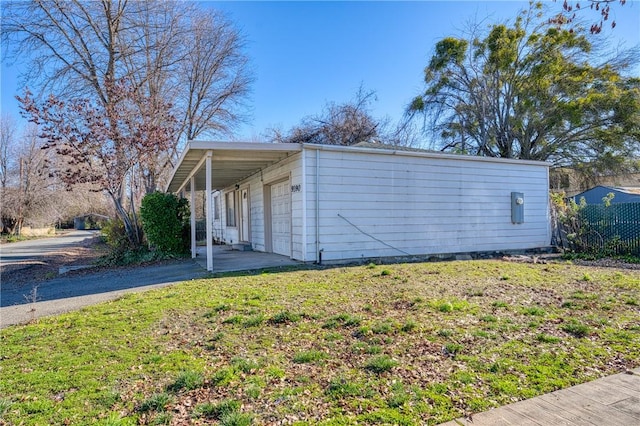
left=166, top=141, right=301, bottom=271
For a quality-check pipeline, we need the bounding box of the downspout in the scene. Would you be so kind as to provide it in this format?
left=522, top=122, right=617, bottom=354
left=316, top=148, right=321, bottom=264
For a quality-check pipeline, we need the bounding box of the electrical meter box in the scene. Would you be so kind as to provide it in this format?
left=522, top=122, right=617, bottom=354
left=511, top=192, right=524, bottom=224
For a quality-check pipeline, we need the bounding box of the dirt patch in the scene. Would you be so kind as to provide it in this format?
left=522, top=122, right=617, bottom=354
left=569, top=258, right=640, bottom=270
left=502, top=254, right=640, bottom=270
left=0, top=236, right=109, bottom=288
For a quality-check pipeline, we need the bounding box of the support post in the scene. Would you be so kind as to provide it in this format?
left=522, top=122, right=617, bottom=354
left=190, top=177, right=196, bottom=259
left=205, top=151, right=213, bottom=271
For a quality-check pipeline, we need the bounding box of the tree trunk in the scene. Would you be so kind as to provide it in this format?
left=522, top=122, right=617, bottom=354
left=108, top=191, right=141, bottom=248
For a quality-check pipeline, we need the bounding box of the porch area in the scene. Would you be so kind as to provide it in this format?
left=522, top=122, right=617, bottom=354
left=193, top=244, right=300, bottom=273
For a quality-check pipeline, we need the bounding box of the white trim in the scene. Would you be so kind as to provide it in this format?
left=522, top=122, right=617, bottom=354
left=240, top=187, right=250, bottom=243
left=174, top=153, right=209, bottom=195
left=190, top=177, right=196, bottom=259
left=301, top=149, right=307, bottom=262
left=205, top=151, right=213, bottom=271
left=315, top=149, right=320, bottom=263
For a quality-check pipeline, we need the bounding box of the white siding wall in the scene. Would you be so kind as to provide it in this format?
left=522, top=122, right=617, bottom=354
left=218, top=154, right=304, bottom=260
left=303, top=147, right=550, bottom=262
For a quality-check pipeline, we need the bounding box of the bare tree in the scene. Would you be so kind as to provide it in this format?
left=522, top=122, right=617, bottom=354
left=2, top=0, right=251, bottom=142
left=0, top=121, right=110, bottom=234
left=269, top=87, right=381, bottom=146
left=0, top=124, right=56, bottom=233
left=18, top=81, right=178, bottom=245
left=178, top=10, right=252, bottom=142
left=117, top=3, right=251, bottom=191
left=0, top=113, right=17, bottom=189
left=3, top=0, right=252, bottom=244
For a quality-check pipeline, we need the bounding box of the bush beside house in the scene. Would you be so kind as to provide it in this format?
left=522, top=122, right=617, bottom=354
left=140, top=192, right=190, bottom=255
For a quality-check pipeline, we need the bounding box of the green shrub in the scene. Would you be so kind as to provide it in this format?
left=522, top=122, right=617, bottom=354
left=101, top=218, right=131, bottom=259
left=140, top=191, right=190, bottom=254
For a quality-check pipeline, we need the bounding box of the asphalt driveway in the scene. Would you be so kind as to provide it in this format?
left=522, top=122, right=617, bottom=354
left=0, top=260, right=209, bottom=328
left=0, top=231, right=300, bottom=328
left=0, top=230, right=99, bottom=266
left=0, top=231, right=210, bottom=328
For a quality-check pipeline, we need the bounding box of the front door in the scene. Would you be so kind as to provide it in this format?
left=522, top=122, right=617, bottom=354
left=240, top=188, right=249, bottom=242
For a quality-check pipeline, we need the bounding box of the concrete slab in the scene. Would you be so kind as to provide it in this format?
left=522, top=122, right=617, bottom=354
left=194, top=245, right=301, bottom=273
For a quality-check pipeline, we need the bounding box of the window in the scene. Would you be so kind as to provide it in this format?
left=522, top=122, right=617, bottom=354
left=213, top=194, right=220, bottom=220
left=225, top=191, right=236, bottom=227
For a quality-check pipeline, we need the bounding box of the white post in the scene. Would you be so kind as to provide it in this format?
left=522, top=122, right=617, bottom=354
left=205, top=151, right=213, bottom=271
left=190, top=176, right=196, bottom=259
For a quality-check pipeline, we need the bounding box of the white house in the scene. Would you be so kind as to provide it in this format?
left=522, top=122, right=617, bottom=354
left=166, top=141, right=550, bottom=271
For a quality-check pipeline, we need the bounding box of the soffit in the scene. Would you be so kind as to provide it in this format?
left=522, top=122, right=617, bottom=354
left=166, top=141, right=302, bottom=193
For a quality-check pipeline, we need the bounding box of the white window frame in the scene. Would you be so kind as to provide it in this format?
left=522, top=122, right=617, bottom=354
left=225, top=191, right=236, bottom=227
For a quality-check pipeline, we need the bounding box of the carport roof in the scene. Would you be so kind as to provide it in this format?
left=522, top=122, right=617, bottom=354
left=166, top=141, right=302, bottom=193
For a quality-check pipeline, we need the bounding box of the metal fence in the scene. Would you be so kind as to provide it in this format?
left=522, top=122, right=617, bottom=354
left=195, top=219, right=206, bottom=243
left=578, top=202, right=640, bottom=256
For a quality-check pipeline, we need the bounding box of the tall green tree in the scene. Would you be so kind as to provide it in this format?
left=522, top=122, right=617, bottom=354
left=408, top=3, right=639, bottom=169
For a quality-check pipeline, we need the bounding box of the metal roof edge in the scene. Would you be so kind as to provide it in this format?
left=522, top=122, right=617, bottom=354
left=188, top=140, right=302, bottom=152
left=301, top=143, right=550, bottom=167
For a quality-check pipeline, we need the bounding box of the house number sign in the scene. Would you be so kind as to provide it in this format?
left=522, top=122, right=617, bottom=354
left=291, top=184, right=301, bottom=193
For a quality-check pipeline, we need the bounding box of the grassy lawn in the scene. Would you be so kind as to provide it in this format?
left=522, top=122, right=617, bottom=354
left=1, top=260, right=639, bottom=425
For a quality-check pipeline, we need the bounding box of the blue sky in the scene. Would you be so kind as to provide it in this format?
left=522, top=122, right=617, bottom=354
left=2, top=1, right=639, bottom=140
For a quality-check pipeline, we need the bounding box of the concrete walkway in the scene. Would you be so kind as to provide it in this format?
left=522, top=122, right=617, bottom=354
left=193, top=244, right=300, bottom=272
left=439, top=367, right=640, bottom=426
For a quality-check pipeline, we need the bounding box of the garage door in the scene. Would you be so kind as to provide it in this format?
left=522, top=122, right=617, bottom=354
left=271, top=180, right=291, bottom=256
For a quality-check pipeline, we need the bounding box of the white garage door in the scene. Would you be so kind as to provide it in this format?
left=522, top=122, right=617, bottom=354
left=271, top=180, right=291, bottom=256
